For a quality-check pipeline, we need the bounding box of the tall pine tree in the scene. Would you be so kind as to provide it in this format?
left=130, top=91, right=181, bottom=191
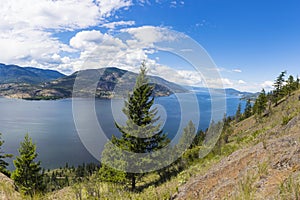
left=177, top=120, right=196, bottom=150
left=12, top=134, right=43, bottom=197
left=253, top=89, right=267, bottom=118
left=286, top=75, right=295, bottom=96
left=0, top=133, right=13, bottom=176
left=243, top=99, right=252, bottom=119
left=235, top=103, right=242, bottom=122
left=110, top=62, right=169, bottom=190
left=273, top=71, right=286, bottom=105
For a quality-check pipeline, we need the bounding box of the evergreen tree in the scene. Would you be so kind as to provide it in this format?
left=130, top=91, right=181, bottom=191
left=99, top=139, right=127, bottom=184
left=286, top=75, right=295, bottom=96
left=177, top=120, right=196, bottom=150
left=192, top=130, right=206, bottom=146
left=235, top=103, right=242, bottom=122
left=108, top=62, right=169, bottom=190
left=253, top=89, right=267, bottom=118
left=244, top=99, right=252, bottom=119
left=12, top=134, right=43, bottom=197
left=273, top=71, right=286, bottom=105
left=0, top=133, right=13, bottom=176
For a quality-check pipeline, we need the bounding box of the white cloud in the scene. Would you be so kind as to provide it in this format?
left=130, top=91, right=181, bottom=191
left=261, top=81, right=273, bottom=89
left=96, top=0, right=132, bottom=18
left=170, top=0, right=184, bottom=8
left=0, top=0, right=137, bottom=73
left=70, top=30, right=106, bottom=50
left=170, top=1, right=177, bottom=8
left=121, top=26, right=179, bottom=48
left=1, top=0, right=109, bottom=31
left=233, top=69, right=242, bottom=73
left=221, top=78, right=233, bottom=86
left=102, top=20, right=135, bottom=29
left=238, top=80, right=246, bottom=84
left=148, top=64, right=202, bottom=86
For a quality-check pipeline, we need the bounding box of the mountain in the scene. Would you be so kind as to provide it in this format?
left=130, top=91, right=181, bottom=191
left=184, top=86, right=255, bottom=98
left=0, top=63, right=65, bottom=84
left=0, top=67, right=188, bottom=100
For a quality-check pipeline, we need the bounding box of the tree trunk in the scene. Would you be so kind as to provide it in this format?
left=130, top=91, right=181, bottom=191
left=131, top=174, right=136, bottom=191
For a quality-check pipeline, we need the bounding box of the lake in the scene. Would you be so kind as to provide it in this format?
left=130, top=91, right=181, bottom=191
left=0, top=92, right=245, bottom=170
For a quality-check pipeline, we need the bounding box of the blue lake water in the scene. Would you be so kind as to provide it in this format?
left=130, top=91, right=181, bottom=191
left=0, top=92, right=245, bottom=170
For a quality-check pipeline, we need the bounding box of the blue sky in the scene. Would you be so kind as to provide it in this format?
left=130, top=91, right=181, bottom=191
left=1, top=0, right=299, bottom=92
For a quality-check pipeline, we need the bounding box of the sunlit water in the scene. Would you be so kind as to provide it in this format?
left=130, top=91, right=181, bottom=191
left=0, top=92, right=245, bottom=170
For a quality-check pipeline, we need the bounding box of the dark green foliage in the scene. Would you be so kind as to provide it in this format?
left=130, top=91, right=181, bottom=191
left=192, top=130, right=206, bottom=147
left=273, top=71, right=286, bottom=105
left=103, top=63, right=169, bottom=191
left=42, top=163, right=100, bottom=193
left=244, top=99, right=252, bottom=119
left=253, top=89, right=267, bottom=118
left=11, top=134, right=43, bottom=196
left=177, top=120, right=196, bottom=150
left=284, top=75, right=300, bottom=97
left=211, top=119, right=231, bottom=155
left=235, top=103, right=242, bottom=122
left=0, top=133, right=13, bottom=177
left=99, top=139, right=127, bottom=184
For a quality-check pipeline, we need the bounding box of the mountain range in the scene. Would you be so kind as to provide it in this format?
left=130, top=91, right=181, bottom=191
left=0, top=63, right=255, bottom=100
left=0, top=64, right=187, bottom=100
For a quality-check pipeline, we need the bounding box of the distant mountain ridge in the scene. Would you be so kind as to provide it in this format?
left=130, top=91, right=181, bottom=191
left=0, top=64, right=254, bottom=100
left=0, top=63, right=65, bottom=84
left=183, top=86, right=256, bottom=99
left=0, top=65, right=187, bottom=100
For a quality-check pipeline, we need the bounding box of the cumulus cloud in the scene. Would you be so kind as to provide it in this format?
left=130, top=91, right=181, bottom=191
left=1, top=0, right=110, bottom=31
left=122, top=26, right=179, bottom=47
left=0, top=0, right=136, bottom=72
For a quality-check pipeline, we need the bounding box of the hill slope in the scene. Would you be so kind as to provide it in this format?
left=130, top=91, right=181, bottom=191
left=174, top=89, right=300, bottom=199
left=0, top=63, right=65, bottom=84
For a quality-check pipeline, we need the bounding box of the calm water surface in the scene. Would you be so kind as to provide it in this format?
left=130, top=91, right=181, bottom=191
left=0, top=92, right=245, bottom=170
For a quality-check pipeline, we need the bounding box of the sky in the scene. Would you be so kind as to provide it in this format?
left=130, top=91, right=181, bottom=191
left=0, top=0, right=300, bottom=92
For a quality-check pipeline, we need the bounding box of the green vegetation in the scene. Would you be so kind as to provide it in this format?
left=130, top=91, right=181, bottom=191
left=11, top=134, right=43, bottom=197
left=0, top=133, right=13, bottom=176
left=235, top=103, right=242, bottom=122
left=243, top=99, right=252, bottom=119
left=103, top=63, right=170, bottom=191
left=279, top=175, right=300, bottom=200
left=253, top=89, right=267, bottom=118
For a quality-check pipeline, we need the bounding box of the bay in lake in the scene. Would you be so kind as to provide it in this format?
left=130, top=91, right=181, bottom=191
left=0, top=92, right=245, bottom=170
